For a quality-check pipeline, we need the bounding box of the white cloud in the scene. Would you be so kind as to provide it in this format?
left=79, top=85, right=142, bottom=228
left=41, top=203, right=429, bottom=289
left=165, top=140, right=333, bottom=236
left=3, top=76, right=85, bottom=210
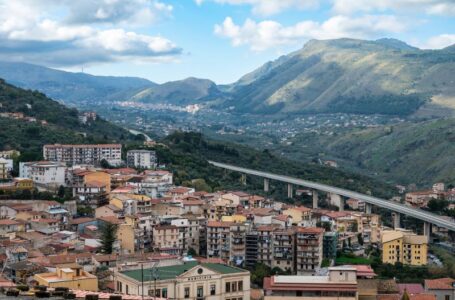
left=196, top=0, right=319, bottom=16
left=332, top=0, right=455, bottom=16
left=421, top=34, right=455, bottom=49
left=0, top=0, right=181, bottom=66
left=215, top=15, right=408, bottom=51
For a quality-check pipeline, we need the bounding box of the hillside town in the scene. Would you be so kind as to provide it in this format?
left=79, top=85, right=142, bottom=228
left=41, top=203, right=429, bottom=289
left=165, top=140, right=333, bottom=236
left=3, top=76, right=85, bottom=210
left=0, top=144, right=454, bottom=300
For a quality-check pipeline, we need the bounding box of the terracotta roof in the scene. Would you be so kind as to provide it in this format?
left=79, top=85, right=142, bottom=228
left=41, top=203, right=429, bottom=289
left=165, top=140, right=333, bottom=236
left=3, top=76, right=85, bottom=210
left=207, top=221, right=235, bottom=227
left=182, top=200, right=204, bottom=206
left=273, top=214, right=290, bottom=222
left=296, top=227, right=324, bottom=234
left=398, top=283, right=424, bottom=295
left=93, top=254, right=118, bottom=262
left=425, top=278, right=455, bottom=290
left=97, top=216, right=124, bottom=225
left=0, top=219, right=19, bottom=225
left=70, top=217, right=96, bottom=225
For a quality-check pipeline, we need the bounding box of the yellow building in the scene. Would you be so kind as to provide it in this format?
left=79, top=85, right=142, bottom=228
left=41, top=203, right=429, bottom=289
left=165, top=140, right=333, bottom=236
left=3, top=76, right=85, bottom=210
left=34, top=265, right=98, bottom=291
left=117, top=223, right=135, bottom=254
left=381, top=230, right=428, bottom=265
left=282, top=206, right=312, bottom=224
left=84, top=171, right=111, bottom=193
left=221, top=214, right=247, bottom=223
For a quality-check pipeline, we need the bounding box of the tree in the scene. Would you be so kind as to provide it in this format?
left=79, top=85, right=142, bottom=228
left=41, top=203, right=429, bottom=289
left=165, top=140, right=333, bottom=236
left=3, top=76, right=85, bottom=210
left=187, top=247, right=197, bottom=257
left=58, top=185, right=65, bottom=199
left=100, top=159, right=111, bottom=169
left=100, top=223, right=118, bottom=254
left=251, top=263, right=271, bottom=287
left=428, top=198, right=449, bottom=212
left=357, top=233, right=364, bottom=246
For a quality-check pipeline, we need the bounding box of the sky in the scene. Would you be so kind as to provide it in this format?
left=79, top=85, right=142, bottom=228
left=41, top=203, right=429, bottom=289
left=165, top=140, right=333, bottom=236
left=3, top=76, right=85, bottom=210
left=0, top=0, right=454, bottom=84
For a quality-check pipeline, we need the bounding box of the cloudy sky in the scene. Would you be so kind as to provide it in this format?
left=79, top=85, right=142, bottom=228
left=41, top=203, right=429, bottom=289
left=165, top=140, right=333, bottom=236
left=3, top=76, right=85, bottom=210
left=0, top=0, right=454, bottom=83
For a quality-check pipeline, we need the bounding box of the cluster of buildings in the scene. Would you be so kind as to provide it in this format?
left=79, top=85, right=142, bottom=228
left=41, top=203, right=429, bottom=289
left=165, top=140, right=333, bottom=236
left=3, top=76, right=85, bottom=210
left=0, top=143, right=452, bottom=300
left=405, top=182, right=455, bottom=209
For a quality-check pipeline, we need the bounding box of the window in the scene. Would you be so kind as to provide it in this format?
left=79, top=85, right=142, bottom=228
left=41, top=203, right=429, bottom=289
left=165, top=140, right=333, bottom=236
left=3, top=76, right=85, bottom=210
left=226, top=282, right=231, bottom=293
left=184, top=287, right=190, bottom=298
left=445, top=296, right=450, bottom=300
left=197, top=286, right=203, bottom=298
left=155, top=289, right=161, bottom=297
left=232, top=282, right=237, bottom=292
left=238, top=281, right=243, bottom=291
left=162, top=288, right=167, bottom=298
left=210, top=284, right=216, bottom=295
left=126, top=285, right=129, bottom=295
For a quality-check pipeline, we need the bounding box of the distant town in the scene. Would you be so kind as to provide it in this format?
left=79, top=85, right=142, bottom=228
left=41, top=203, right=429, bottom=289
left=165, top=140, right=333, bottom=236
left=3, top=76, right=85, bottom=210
left=0, top=139, right=454, bottom=300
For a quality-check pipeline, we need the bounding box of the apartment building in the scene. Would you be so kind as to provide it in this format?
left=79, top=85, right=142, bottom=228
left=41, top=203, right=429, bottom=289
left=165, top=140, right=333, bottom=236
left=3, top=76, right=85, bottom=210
left=381, top=230, right=428, bottom=265
left=207, top=221, right=232, bottom=262
left=257, top=226, right=274, bottom=267
left=295, top=227, right=324, bottom=275
left=153, top=225, right=181, bottom=255
left=272, top=228, right=295, bottom=272
left=245, top=232, right=259, bottom=269
left=19, top=161, right=67, bottom=188
left=43, top=144, right=122, bottom=166
left=126, top=150, right=157, bottom=170
left=115, top=261, right=250, bottom=300
left=230, top=223, right=247, bottom=267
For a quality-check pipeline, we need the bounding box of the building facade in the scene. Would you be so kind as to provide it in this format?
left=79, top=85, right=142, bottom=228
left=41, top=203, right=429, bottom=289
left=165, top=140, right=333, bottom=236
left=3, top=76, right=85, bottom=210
left=43, top=144, right=122, bottom=166
left=127, top=150, right=157, bottom=169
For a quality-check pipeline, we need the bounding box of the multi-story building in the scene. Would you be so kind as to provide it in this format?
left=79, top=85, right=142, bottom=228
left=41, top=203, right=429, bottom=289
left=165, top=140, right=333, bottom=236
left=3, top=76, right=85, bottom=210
left=295, top=227, right=324, bottom=275
left=264, top=266, right=358, bottom=300
left=0, top=158, right=13, bottom=179
left=323, top=231, right=338, bottom=259
left=115, top=261, right=251, bottom=299
left=127, top=150, right=157, bottom=169
left=245, top=232, right=258, bottom=269
left=424, top=277, right=455, bottom=300
left=43, top=144, right=122, bottom=166
left=272, top=228, right=295, bottom=272
left=230, top=223, right=246, bottom=267
left=381, top=230, right=428, bottom=265
left=207, top=221, right=233, bottom=262
left=152, top=225, right=180, bottom=255
left=19, top=161, right=67, bottom=188
left=129, top=170, right=173, bottom=198
left=257, top=226, right=274, bottom=267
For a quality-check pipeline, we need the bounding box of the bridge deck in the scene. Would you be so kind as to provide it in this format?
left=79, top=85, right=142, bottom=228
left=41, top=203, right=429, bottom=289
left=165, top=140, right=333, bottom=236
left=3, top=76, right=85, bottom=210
left=209, top=161, right=455, bottom=232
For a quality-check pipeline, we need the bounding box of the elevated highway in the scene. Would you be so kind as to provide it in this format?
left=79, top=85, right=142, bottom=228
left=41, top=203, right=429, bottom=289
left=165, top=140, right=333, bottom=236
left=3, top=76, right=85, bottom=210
left=209, top=161, right=455, bottom=232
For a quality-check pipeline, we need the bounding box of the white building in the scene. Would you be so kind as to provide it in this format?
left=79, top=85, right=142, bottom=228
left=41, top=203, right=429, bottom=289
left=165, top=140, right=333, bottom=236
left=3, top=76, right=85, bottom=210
left=128, top=170, right=173, bottom=198
left=20, top=161, right=67, bottom=188
left=127, top=150, right=156, bottom=169
left=43, top=144, right=122, bottom=166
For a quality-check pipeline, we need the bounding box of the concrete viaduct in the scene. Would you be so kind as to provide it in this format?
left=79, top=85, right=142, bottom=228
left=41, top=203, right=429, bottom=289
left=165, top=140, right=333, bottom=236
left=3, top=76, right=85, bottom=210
left=209, top=161, right=455, bottom=237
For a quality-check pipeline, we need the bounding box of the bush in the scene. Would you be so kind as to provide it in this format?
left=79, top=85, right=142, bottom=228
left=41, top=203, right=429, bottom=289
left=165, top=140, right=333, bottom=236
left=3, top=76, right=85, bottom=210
left=85, top=294, right=99, bottom=300
left=35, top=291, right=51, bottom=298
left=6, top=289, right=19, bottom=297
left=36, top=285, right=48, bottom=291
left=16, top=285, right=29, bottom=291
left=65, top=293, right=76, bottom=299
left=109, top=295, right=122, bottom=300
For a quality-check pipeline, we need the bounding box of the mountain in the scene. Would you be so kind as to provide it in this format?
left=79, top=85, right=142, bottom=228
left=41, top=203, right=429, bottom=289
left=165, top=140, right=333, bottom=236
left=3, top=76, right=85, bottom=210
left=0, top=61, right=154, bottom=105
left=225, top=38, right=455, bottom=116
left=129, top=77, right=225, bottom=105
left=0, top=78, right=136, bottom=160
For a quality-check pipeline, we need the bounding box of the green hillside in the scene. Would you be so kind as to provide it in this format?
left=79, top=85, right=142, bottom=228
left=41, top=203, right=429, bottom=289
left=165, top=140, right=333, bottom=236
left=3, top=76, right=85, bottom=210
left=308, top=118, right=455, bottom=185
left=0, top=79, right=136, bottom=160
left=225, top=38, right=455, bottom=116
left=150, top=132, right=395, bottom=200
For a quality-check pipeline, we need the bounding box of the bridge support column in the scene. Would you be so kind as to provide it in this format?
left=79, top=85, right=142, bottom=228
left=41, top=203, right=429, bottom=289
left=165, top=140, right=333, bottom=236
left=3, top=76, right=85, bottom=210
left=365, top=203, right=372, bottom=214
left=339, top=197, right=345, bottom=212
left=240, top=173, right=246, bottom=185
left=392, top=212, right=400, bottom=229
left=424, top=222, right=431, bottom=241
left=264, top=178, right=270, bottom=192
left=312, top=190, right=319, bottom=209
left=287, top=184, right=293, bottom=198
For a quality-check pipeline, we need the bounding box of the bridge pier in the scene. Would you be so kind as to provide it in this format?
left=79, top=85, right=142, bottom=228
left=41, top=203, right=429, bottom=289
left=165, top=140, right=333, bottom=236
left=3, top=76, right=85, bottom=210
left=365, top=203, right=372, bottom=214
left=241, top=173, right=246, bottom=185
left=264, top=178, right=270, bottom=192
left=339, top=197, right=345, bottom=212
left=424, top=222, right=431, bottom=240
left=392, top=212, right=400, bottom=229
left=287, top=184, right=293, bottom=198
left=312, top=190, right=319, bottom=209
